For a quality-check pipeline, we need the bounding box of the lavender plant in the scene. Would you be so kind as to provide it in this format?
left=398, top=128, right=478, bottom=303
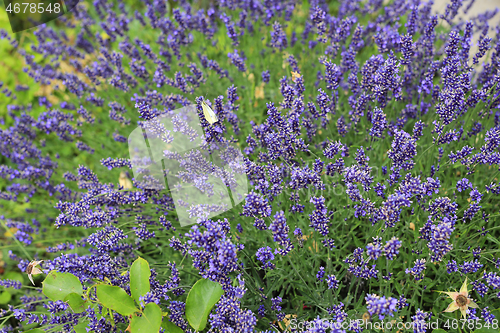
left=1, top=0, right=500, bottom=332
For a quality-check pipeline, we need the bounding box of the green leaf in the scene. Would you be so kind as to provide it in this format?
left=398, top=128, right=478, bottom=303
left=185, top=279, right=224, bottom=331
left=73, top=321, right=89, bottom=333
left=0, top=291, right=11, bottom=304
left=486, top=234, right=500, bottom=246
left=64, top=292, right=87, bottom=313
left=42, top=271, right=83, bottom=301
left=432, top=330, right=447, bottom=333
left=161, top=318, right=184, bottom=333
left=96, top=284, right=139, bottom=316
left=23, top=329, right=44, bottom=333
left=130, top=257, right=151, bottom=304
left=130, top=303, right=162, bottom=333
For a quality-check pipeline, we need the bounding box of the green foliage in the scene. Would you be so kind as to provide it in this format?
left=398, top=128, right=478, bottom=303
left=130, top=303, right=162, bottom=333
left=130, top=257, right=151, bottom=304
left=472, top=328, right=499, bottom=333
left=42, top=271, right=83, bottom=301
left=185, top=278, right=224, bottom=331
left=64, top=293, right=88, bottom=313
left=72, top=321, right=90, bottom=333
left=161, top=318, right=184, bottom=333
left=95, top=285, right=139, bottom=316
left=30, top=257, right=222, bottom=332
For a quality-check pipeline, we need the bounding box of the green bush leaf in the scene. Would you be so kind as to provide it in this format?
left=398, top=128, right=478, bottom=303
left=130, top=303, right=162, bottom=333
left=0, top=291, right=12, bottom=304
left=185, top=278, right=224, bottom=331
left=161, top=318, right=184, bottom=333
left=42, top=271, right=83, bottom=301
left=73, top=321, right=89, bottom=333
left=130, top=257, right=151, bottom=304
left=96, top=284, right=139, bottom=316
left=64, top=292, right=87, bottom=313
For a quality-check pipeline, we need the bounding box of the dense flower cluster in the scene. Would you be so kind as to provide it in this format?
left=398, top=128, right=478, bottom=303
left=365, top=294, right=398, bottom=320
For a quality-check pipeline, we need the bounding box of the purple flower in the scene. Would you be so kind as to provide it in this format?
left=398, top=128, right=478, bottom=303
left=400, top=33, right=415, bottom=65
left=369, top=107, right=387, bottom=138
left=412, top=309, right=430, bottom=333
left=228, top=49, right=247, bottom=72
left=365, top=294, right=398, bottom=320
left=326, top=275, right=339, bottom=289
left=270, top=21, right=288, bottom=50
left=221, top=13, right=240, bottom=46
left=261, top=70, right=270, bottom=83
left=269, top=211, right=293, bottom=255
left=256, top=246, right=275, bottom=269
left=384, top=237, right=402, bottom=260
left=481, top=307, right=495, bottom=324
left=242, top=191, right=272, bottom=218
left=456, top=178, right=472, bottom=192
left=316, top=266, right=325, bottom=281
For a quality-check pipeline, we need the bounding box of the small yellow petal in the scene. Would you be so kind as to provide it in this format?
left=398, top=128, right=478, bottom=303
left=468, top=300, right=480, bottom=309
left=31, top=267, right=43, bottom=275
left=460, top=308, right=467, bottom=319
left=436, top=291, right=459, bottom=300
left=28, top=274, right=35, bottom=286
left=291, top=71, right=301, bottom=82
left=460, top=277, right=468, bottom=295
left=443, top=301, right=460, bottom=313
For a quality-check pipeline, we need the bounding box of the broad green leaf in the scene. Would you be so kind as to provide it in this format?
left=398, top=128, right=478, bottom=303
left=23, top=329, right=44, bottom=333
left=130, top=303, right=162, bottom=333
left=96, top=284, right=139, bottom=316
left=73, top=321, right=89, bottom=333
left=432, top=330, right=447, bottom=333
left=64, top=292, right=87, bottom=313
left=42, top=271, right=83, bottom=301
left=0, top=291, right=11, bottom=304
left=161, top=318, right=184, bottom=333
left=185, top=279, right=224, bottom=331
left=130, top=257, right=151, bottom=304
left=486, top=234, right=500, bottom=246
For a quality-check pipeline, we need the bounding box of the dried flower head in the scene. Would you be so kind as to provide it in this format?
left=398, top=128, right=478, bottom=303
left=291, top=71, right=301, bottom=83
left=26, top=260, right=44, bottom=285
left=436, top=277, right=479, bottom=318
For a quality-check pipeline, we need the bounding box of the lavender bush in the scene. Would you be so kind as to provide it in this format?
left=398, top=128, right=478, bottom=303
left=1, top=0, right=500, bottom=332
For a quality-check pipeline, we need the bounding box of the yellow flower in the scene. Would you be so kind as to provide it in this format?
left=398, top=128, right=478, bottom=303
left=291, top=71, right=301, bottom=82
left=436, top=277, right=479, bottom=318
left=119, top=171, right=133, bottom=189
left=254, top=82, right=265, bottom=100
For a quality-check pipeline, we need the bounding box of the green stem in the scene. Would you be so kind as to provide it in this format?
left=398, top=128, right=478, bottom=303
left=457, top=311, right=463, bottom=333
